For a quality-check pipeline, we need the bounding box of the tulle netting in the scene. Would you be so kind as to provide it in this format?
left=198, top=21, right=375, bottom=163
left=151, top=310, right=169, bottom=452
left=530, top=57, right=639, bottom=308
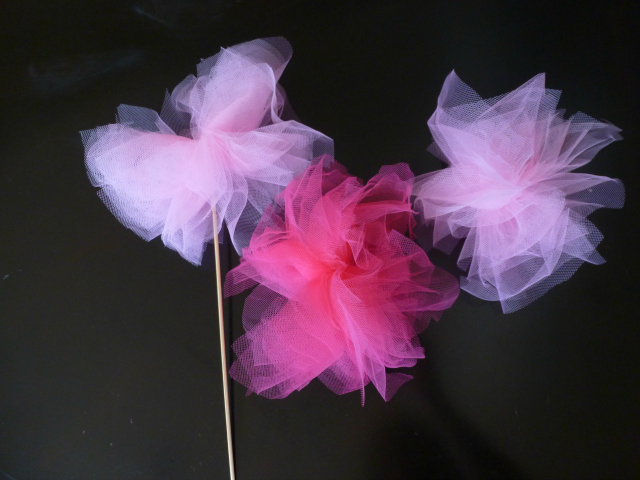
left=225, top=156, right=459, bottom=402
left=83, top=37, right=333, bottom=265
left=413, top=71, right=624, bottom=313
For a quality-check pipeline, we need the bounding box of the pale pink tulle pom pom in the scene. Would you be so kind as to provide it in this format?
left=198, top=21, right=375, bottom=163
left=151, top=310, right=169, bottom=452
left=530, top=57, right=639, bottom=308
left=82, top=37, right=333, bottom=264
left=225, top=156, right=459, bottom=402
left=414, top=71, right=624, bottom=313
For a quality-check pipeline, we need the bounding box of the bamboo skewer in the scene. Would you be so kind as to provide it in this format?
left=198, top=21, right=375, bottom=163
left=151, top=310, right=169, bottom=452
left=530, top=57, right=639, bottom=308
left=212, top=209, right=236, bottom=480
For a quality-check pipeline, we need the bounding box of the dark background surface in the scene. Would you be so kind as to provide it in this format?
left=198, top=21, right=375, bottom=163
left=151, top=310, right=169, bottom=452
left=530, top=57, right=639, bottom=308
left=1, top=1, right=639, bottom=479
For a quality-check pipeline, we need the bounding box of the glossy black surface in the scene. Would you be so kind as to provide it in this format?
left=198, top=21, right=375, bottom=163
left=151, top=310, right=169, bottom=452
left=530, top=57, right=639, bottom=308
left=1, top=1, right=638, bottom=479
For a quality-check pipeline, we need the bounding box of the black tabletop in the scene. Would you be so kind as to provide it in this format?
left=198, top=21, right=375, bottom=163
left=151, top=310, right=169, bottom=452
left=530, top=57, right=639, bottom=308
left=1, top=1, right=638, bottom=479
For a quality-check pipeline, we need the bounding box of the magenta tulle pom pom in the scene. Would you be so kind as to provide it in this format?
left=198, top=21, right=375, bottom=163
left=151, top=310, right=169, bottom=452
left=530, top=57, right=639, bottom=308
left=82, top=37, right=332, bottom=264
left=414, top=71, right=624, bottom=313
left=225, top=156, right=459, bottom=402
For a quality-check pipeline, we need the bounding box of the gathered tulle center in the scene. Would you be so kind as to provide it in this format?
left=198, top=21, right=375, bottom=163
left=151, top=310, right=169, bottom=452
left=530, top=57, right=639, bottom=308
left=468, top=169, right=530, bottom=211
left=282, top=236, right=358, bottom=293
left=466, top=154, right=559, bottom=212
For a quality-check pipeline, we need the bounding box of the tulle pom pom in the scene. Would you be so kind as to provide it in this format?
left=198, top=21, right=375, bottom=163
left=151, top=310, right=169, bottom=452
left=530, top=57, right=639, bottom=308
left=225, top=156, right=459, bottom=402
left=82, top=37, right=333, bottom=265
left=414, top=71, right=624, bottom=313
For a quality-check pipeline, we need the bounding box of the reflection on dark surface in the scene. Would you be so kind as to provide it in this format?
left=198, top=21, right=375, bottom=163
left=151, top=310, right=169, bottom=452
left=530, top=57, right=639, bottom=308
left=0, top=0, right=638, bottom=479
left=28, top=50, right=144, bottom=97
left=130, top=0, right=229, bottom=37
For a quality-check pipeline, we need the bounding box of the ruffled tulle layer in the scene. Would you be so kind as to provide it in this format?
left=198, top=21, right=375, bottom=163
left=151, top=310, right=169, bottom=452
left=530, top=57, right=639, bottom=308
left=225, top=156, right=459, bottom=402
left=414, top=71, right=624, bottom=313
left=83, top=37, right=332, bottom=265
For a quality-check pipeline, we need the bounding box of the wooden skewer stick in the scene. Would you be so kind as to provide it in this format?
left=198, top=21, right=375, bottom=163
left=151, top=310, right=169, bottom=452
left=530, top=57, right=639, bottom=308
left=212, top=209, right=236, bottom=480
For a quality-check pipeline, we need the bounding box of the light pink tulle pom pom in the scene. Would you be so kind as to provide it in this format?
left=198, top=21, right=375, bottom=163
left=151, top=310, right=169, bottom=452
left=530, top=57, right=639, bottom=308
left=414, top=71, right=624, bottom=313
left=82, top=37, right=333, bottom=264
left=225, top=156, right=459, bottom=403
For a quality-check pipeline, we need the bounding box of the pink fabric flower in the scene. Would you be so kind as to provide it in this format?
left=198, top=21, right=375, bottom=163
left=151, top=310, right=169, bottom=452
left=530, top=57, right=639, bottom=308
left=83, top=38, right=332, bottom=264
left=225, top=156, right=459, bottom=402
left=414, top=71, right=624, bottom=313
